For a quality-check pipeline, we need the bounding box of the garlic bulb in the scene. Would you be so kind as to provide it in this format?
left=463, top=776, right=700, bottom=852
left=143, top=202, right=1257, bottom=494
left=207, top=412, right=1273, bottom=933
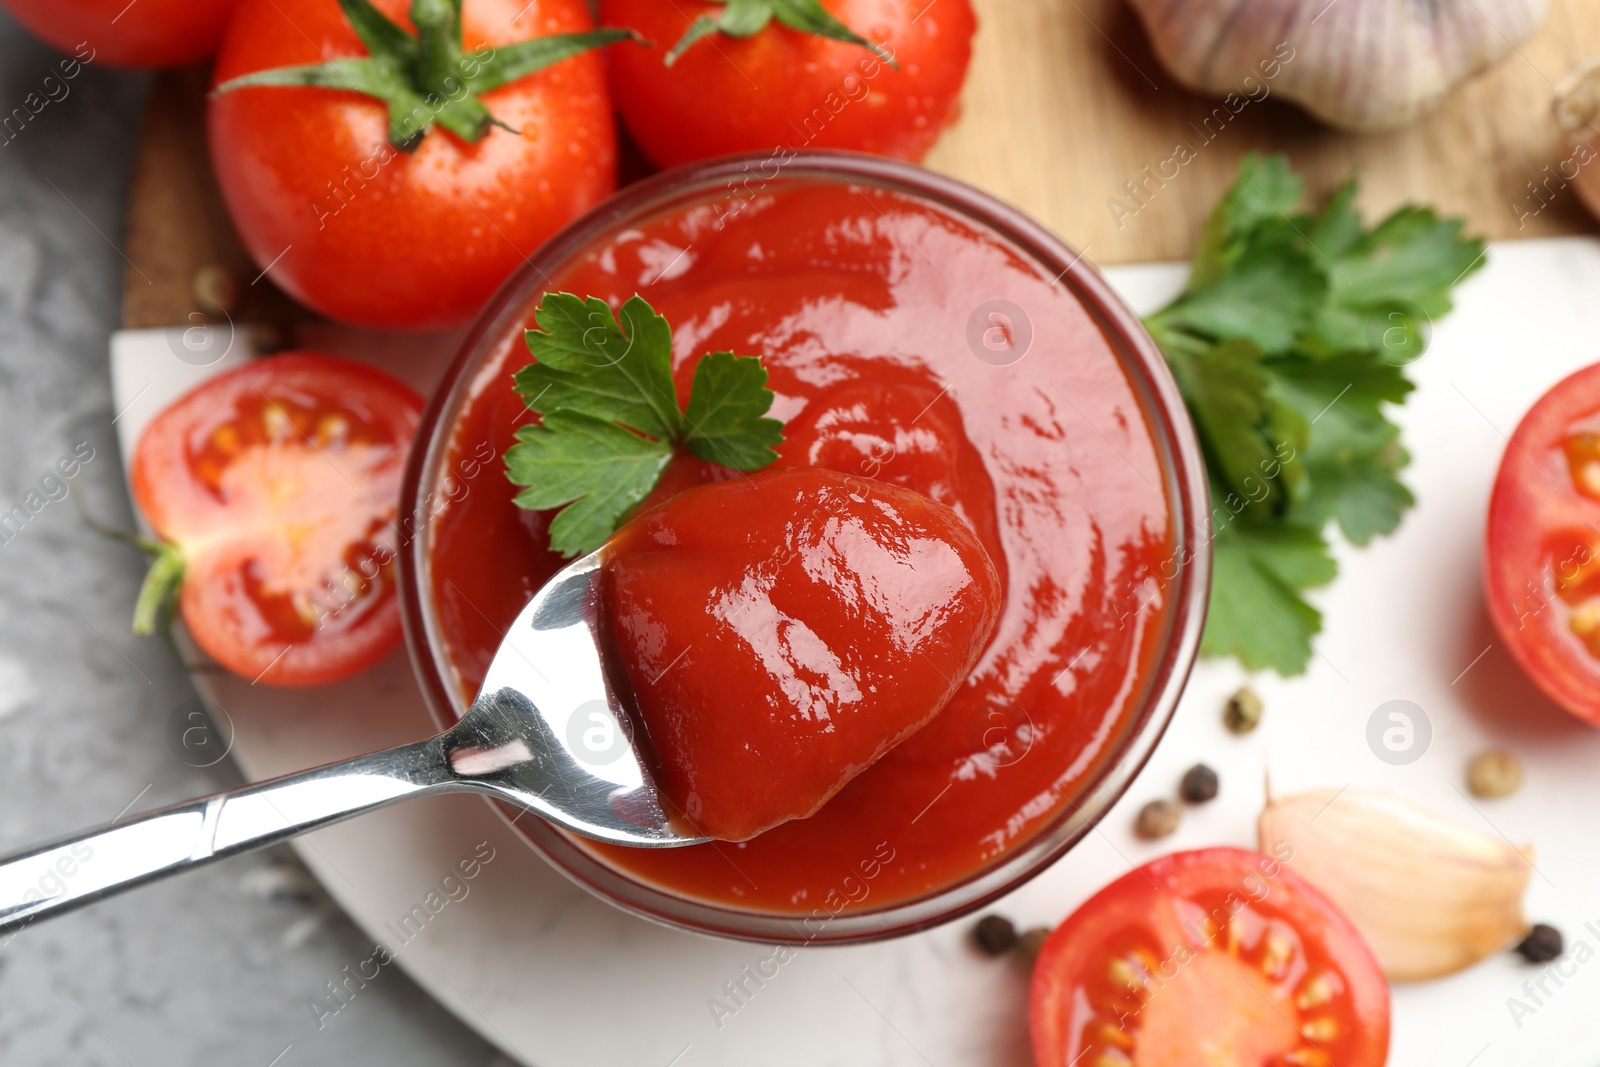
left=1126, top=0, right=1551, bottom=131
left=1259, top=788, right=1532, bottom=980
left=1554, top=56, right=1600, bottom=224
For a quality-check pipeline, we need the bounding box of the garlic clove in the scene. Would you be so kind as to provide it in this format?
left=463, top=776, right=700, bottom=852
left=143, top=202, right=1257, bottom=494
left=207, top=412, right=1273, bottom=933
left=1259, top=788, right=1532, bottom=981
left=1125, top=0, right=1551, bottom=131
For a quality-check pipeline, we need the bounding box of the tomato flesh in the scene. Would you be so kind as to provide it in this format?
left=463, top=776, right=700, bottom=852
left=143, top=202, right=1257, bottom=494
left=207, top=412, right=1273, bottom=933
left=132, top=354, right=422, bottom=687
left=600, top=0, right=976, bottom=168
left=601, top=467, right=1002, bottom=842
left=1031, top=848, right=1390, bottom=1067
left=1485, top=362, right=1600, bottom=723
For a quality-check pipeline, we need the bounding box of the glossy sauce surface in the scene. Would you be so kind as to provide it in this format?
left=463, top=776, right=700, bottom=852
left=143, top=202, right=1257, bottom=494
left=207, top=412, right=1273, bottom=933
left=603, top=467, right=1003, bottom=843
left=425, top=180, right=1175, bottom=912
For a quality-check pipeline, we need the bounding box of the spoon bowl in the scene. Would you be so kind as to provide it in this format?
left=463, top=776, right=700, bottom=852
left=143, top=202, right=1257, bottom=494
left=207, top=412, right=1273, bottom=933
left=0, top=550, right=702, bottom=937
left=444, top=550, right=689, bottom=845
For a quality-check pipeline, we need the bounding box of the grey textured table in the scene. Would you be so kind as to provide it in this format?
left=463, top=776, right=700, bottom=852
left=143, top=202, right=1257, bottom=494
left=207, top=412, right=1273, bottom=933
left=0, top=15, right=500, bottom=1066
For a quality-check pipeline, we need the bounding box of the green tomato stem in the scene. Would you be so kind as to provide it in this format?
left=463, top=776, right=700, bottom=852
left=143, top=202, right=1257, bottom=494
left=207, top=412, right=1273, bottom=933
left=132, top=543, right=187, bottom=638
left=212, top=0, right=643, bottom=152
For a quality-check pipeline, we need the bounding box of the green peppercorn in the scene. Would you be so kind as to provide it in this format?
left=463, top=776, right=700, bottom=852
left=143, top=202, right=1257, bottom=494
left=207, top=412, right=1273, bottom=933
left=1467, top=749, right=1522, bottom=799
left=1224, top=688, right=1263, bottom=734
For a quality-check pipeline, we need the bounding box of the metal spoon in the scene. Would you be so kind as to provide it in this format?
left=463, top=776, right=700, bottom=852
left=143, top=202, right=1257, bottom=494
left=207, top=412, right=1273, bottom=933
left=0, top=550, right=704, bottom=936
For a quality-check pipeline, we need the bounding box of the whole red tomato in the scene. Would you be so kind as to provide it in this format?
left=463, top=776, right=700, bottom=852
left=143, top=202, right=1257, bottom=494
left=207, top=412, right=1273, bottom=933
left=208, top=0, right=620, bottom=330
left=0, top=0, right=241, bottom=68
left=600, top=0, right=976, bottom=168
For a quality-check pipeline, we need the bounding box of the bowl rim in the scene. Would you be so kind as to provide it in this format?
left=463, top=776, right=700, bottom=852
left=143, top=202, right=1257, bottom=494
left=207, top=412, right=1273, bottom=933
left=396, top=148, right=1212, bottom=946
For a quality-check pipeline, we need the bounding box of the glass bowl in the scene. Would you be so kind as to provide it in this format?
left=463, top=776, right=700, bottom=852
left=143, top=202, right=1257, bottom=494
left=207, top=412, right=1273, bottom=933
left=397, top=150, right=1210, bottom=945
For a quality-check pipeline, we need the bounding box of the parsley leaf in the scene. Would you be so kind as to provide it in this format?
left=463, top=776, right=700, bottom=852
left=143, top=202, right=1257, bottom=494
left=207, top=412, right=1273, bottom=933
left=514, top=293, right=683, bottom=442
left=1148, top=153, right=1485, bottom=675
left=1203, top=518, right=1336, bottom=675
left=1148, top=228, right=1326, bottom=356
left=505, top=292, right=784, bottom=557
left=1270, top=352, right=1415, bottom=543
left=1188, top=153, right=1303, bottom=290
left=507, top=413, right=674, bottom=558
left=683, top=351, right=785, bottom=470
left=666, top=0, right=894, bottom=66
left=1159, top=337, right=1289, bottom=515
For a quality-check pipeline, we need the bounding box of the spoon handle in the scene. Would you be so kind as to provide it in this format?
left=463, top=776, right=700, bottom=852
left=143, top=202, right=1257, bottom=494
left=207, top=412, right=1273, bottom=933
left=0, top=736, right=458, bottom=937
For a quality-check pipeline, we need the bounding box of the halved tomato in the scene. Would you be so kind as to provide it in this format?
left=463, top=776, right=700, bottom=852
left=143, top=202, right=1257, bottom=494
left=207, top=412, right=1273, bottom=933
left=1485, top=362, right=1600, bottom=723
left=1030, top=848, right=1389, bottom=1067
left=131, top=354, right=422, bottom=687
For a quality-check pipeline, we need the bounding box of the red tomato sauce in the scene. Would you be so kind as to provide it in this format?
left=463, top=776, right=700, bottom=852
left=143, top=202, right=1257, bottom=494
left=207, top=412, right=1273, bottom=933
left=424, top=180, right=1175, bottom=913
left=602, top=467, right=1004, bottom=844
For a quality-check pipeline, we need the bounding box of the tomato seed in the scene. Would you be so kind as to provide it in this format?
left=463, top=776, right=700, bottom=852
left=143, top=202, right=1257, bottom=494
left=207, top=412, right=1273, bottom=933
left=315, top=414, right=350, bottom=447
left=1295, top=972, right=1335, bottom=1009
left=1564, top=433, right=1600, bottom=500
left=1262, top=931, right=1294, bottom=978
left=1299, top=1017, right=1339, bottom=1041
left=263, top=404, right=292, bottom=440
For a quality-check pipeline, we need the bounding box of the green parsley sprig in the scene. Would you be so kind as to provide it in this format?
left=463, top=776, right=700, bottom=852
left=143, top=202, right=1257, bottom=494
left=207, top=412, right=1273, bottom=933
left=505, top=293, right=784, bottom=557
left=1146, top=154, right=1486, bottom=675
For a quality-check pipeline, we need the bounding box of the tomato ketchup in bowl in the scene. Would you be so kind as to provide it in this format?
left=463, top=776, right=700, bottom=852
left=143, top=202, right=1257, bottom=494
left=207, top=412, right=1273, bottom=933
left=398, top=152, right=1209, bottom=943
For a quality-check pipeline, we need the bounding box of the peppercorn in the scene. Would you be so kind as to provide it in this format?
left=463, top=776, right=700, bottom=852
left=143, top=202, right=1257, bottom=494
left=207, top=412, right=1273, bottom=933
left=1014, top=926, right=1051, bottom=969
left=1466, top=749, right=1522, bottom=799
left=1180, top=763, right=1219, bottom=803
left=1224, top=688, right=1263, bottom=734
left=974, top=914, right=1018, bottom=956
left=1516, top=924, right=1563, bottom=963
left=1135, top=798, right=1180, bottom=840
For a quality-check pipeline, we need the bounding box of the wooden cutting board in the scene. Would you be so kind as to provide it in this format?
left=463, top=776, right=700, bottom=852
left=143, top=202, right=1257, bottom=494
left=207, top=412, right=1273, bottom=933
left=122, top=0, right=1600, bottom=329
